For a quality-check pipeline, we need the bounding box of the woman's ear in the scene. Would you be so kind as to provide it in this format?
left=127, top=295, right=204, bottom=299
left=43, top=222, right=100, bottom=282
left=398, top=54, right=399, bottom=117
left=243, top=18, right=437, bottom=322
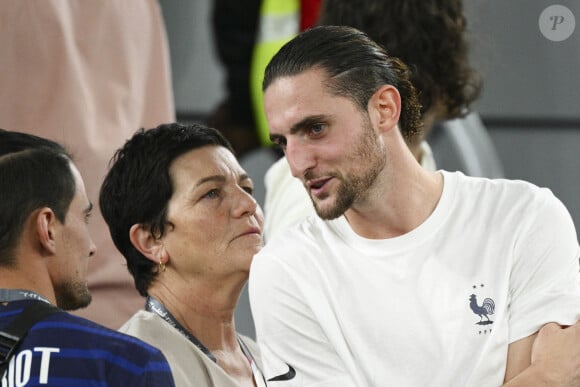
left=36, top=207, right=58, bottom=255
left=370, top=84, right=402, bottom=133
left=129, top=224, right=168, bottom=265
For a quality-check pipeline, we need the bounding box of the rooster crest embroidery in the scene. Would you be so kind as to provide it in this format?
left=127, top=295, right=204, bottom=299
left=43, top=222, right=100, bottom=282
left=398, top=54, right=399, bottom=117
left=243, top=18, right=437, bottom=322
left=469, top=294, right=495, bottom=325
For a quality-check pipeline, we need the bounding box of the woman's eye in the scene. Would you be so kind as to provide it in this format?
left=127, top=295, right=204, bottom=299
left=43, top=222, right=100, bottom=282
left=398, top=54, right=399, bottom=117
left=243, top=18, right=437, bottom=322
left=202, top=189, right=220, bottom=199
left=242, top=186, right=254, bottom=195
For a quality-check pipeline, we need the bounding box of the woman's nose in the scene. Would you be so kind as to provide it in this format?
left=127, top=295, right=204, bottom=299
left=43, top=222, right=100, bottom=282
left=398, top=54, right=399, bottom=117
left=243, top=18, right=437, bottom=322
left=232, top=188, right=258, bottom=217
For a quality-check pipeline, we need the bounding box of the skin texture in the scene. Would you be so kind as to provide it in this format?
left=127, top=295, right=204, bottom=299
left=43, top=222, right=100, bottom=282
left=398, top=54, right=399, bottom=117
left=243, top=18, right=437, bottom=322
left=158, top=146, right=263, bottom=283
left=46, top=162, right=96, bottom=310
left=505, top=323, right=580, bottom=386
left=4, top=160, right=97, bottom=311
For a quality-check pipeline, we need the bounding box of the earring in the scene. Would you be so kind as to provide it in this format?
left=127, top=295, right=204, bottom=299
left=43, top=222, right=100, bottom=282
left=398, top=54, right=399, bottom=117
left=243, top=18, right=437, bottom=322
left=158, top=260, right=166, bottom=273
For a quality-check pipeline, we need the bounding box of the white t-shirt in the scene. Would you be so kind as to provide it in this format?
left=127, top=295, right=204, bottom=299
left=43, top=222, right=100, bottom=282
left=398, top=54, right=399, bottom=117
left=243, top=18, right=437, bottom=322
left=250, top=171, right=580, bottom=386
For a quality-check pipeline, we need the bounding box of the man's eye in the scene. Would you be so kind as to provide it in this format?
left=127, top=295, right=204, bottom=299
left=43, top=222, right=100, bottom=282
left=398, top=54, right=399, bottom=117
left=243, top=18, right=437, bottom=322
left=273, top=137, right=287, bottom=149
left=242, top=186, right=254, bottom=195
left=310, top=123, right=326, bottom=136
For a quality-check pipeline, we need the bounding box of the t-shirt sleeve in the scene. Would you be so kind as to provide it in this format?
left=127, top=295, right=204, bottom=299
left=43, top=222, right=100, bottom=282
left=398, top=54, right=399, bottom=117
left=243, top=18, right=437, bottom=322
left=508, top=188, right=580, bottom=342
left=249, top=251, right=357, bottom=386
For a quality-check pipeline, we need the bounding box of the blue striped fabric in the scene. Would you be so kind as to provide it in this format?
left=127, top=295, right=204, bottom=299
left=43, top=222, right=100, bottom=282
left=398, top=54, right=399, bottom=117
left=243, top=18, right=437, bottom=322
left=0, top=301, right=175, bottom=386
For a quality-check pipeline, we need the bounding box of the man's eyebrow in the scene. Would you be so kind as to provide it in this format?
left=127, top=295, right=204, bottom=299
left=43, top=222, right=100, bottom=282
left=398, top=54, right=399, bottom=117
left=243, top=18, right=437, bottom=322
left=289, top=115, right=327, bottom=135
left=269, top=114, right=328, bottom=143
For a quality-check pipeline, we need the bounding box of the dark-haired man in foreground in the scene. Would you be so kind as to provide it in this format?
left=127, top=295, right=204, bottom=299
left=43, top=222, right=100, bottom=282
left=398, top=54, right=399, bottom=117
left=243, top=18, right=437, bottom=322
left=0, top=129, right=175, bottom=386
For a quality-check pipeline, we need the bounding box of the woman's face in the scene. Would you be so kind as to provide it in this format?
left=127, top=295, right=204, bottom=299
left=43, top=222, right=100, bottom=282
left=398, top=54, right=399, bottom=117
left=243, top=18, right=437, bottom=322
left=160, top=145, right=264, bottom=282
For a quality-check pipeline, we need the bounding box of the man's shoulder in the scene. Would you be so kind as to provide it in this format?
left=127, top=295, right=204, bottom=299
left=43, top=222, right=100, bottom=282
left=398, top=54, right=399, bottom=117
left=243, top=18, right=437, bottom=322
left=0, top=302, right=174, bottom=385
left=450, top=171, right=552, bottom=206
left=445, top=172, right=568, bottom=233
left=21, top=305, right=165, bottom=357
left=262, top=215, right=330, bottom=252
left=253, top=218, right=328, bottom=279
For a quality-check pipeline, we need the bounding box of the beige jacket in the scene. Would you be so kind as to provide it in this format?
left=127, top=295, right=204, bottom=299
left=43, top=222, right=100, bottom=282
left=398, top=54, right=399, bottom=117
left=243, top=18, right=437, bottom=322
left=121, top=310, right=264, bottom=387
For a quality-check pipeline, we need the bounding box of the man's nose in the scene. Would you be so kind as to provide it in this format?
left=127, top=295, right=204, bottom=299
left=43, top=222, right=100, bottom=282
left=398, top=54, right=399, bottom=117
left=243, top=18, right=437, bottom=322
left=285, top=139, right=315, bottom=179
left=89, top=239, right=97, bottom=257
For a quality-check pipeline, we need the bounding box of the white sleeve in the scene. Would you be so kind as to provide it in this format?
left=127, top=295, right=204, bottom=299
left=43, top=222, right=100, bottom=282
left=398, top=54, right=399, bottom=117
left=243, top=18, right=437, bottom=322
left=249, top=252, right=356, bottom=387
left=508, top=189, right=580, bottom=342
left=263, top=157, right=316, bottom=242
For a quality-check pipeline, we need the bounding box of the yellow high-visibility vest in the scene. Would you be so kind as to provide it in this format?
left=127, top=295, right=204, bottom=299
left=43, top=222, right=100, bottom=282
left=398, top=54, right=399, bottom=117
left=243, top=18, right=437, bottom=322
left=250, top=0, right=300, bottom=146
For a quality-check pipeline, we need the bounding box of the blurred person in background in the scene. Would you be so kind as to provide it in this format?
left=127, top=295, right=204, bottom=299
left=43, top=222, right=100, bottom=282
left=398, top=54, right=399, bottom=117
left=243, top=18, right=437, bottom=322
left=207, top=0, right=263, bottom=157
left=209, top=0, right=321, bottom=157
left=0, top=0, right=175, bottom=328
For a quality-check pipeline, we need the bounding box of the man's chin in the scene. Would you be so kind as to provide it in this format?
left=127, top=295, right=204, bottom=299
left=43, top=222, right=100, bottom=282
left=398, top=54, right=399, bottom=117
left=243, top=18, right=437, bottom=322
left=57, top=297, right=91, bottom=311
left=55, top=283, right=92, bottom=310
left=313, top=201, right=344, bottom=220
left=312, top=191, right=353, bottom=220
left=70, top=295, right=92, bottom=311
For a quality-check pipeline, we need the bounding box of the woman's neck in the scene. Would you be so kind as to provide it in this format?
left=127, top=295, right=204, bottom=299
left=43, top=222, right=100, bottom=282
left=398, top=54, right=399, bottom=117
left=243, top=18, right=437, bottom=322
left=147, top=278, right=256, bottom=385
left=147, top=276, right=242, bottom=352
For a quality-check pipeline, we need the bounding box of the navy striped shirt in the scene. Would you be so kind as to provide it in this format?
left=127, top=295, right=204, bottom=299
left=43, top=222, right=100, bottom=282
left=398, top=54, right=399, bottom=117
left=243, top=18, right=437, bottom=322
left=0, top=300, right=175, bottom=386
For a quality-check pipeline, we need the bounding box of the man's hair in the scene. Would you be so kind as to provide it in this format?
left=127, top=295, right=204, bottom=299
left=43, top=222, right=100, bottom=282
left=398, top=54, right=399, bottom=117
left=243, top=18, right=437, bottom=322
left=99, top=122, right=234, bottom=296
left=0, top=129, right=75, bottom=266
left=263, top=25, right=423, bottom=142
left=318, top=0, right=481, bottom=120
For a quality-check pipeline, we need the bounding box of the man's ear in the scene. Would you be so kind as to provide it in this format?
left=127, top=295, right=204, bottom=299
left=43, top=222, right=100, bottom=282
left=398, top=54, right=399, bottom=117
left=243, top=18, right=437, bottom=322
left=369, top=84, right=402, bottom=133
left=36, top=207, right=58, bottom=255
left=129, top=224, right=168, bottom=265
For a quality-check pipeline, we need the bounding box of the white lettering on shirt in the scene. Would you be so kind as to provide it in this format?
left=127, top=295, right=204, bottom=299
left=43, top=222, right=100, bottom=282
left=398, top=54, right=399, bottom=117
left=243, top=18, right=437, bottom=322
left=1, top=347, right=60, bottom=386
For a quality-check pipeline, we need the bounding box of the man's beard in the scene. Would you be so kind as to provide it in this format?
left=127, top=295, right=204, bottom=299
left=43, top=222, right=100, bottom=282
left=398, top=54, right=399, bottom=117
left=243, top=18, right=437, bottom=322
left=54, top=279, right=92, bottom=310
left=311, top=117, right=386, bottom=220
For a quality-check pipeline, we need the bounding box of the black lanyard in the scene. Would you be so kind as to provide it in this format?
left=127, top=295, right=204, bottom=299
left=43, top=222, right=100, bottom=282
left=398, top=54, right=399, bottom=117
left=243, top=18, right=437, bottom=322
left=0, top=289, right=51, bottom=304
left=145, top=296, right=267, bottom=384
left=145, top=296, right=217, bottom=363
